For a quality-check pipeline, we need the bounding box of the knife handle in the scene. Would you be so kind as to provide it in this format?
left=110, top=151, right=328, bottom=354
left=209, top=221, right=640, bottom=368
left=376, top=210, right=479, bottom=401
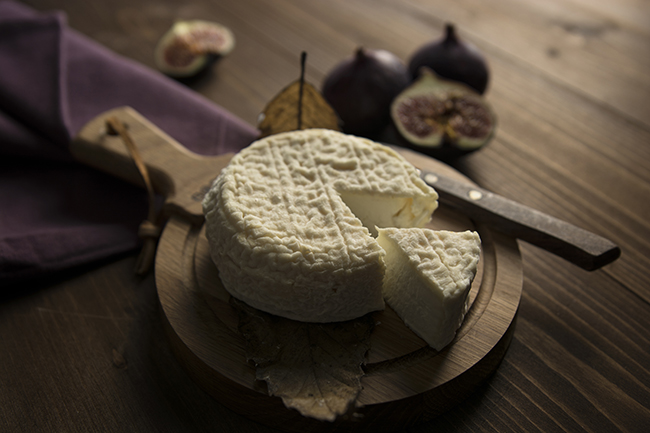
left=421, top=170, right=621, bottom=271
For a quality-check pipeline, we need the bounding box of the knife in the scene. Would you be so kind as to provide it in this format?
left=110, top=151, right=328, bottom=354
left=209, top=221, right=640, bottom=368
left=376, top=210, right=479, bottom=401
left=419, top=168, right=621, bottom=271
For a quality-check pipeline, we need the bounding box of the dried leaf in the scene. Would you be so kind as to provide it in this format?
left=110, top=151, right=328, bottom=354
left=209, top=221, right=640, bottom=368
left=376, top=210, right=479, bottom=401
left=258, top=79, right=341, bottom=137
left=231, top=297, right=374, bottom=422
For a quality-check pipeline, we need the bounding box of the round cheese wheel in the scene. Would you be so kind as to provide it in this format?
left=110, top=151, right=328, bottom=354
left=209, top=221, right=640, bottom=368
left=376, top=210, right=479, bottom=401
left=202, top=129, right=438, bottom=322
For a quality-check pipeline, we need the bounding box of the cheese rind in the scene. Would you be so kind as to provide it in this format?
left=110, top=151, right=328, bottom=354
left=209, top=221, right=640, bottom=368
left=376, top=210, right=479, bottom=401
left=377, top=228, right=481, bottom=350
left=203, top=129, right=438, bottom=323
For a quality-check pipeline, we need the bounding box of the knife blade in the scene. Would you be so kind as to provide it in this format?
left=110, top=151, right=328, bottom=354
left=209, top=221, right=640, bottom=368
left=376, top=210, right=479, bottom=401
left=419, top=168, right=621, bottom=271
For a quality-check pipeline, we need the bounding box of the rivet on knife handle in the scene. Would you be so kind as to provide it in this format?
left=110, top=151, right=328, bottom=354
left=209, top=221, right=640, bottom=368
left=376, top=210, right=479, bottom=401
left=421, top=170, right=621, bottom=271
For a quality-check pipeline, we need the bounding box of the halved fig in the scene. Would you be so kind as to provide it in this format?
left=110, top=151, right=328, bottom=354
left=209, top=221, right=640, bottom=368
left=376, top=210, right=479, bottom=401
left=154, top=20, right=235, bottom=77
left=390, top=68, right=495, bottom=157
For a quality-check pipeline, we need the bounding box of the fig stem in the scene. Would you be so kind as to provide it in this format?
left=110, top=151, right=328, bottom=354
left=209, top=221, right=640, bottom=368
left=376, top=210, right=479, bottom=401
left=444, top=23, right=457, bottom=46
left=298, top=51, right=307, bottom=130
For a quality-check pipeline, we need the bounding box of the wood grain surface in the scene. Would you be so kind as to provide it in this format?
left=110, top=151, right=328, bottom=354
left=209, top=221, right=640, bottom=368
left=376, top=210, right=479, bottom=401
left=2, top=0, right=649, bottom=432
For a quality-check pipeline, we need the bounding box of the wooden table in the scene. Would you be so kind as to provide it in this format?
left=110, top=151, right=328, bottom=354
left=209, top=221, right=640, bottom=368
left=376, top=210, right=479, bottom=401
left=2, top=0, right=649, bottom=432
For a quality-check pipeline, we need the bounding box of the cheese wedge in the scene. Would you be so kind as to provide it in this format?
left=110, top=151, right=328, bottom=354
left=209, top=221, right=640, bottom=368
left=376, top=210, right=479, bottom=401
left=377, top=228, right=481, bottom=350
left=202, top=129, right=438, bottom=323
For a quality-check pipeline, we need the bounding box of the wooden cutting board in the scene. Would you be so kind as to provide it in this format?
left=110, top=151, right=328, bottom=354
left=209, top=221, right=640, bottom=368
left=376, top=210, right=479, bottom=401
left=72, top=107, right=523, bottom=433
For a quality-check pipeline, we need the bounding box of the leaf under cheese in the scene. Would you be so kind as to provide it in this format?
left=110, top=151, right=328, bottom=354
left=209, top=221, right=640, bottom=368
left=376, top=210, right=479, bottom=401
left=258, top=80, right=341, bottom=137
left=231, top=297, right=374, bottom=422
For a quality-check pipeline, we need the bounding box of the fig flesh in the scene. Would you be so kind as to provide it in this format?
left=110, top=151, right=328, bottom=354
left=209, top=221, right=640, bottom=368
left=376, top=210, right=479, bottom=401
left=322, top=47, right=410, bottom=136
left=408, top=23, right=489, bottom=94
left=391, top=68, right=495, bottom=157
left=154, top=20, right=235, bottom=77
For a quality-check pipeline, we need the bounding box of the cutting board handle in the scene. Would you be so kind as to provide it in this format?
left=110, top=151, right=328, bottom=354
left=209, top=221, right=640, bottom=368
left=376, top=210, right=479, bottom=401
left=70, top=106, right=234, bottom=225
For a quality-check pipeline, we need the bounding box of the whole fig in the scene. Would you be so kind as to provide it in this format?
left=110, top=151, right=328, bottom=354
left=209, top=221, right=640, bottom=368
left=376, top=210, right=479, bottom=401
left=322, top=47, right=410, bottom=136
left=391, top=68, right=495, bottom=159
left=154, top=20, right=235, bottom=78
left=408, top=23, right=489, bottom=94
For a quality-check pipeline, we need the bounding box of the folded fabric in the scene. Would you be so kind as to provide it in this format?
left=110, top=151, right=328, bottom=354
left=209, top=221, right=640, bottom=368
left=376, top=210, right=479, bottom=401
left=0, top=1, right=259, bottom=287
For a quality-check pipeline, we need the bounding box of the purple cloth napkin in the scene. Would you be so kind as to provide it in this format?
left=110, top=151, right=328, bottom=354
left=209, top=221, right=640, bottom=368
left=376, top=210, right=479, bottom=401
left=0, top=1, right=259, bottom=286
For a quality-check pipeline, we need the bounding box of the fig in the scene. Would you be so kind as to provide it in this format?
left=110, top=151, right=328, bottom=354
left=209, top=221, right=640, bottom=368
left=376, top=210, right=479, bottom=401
left=391, top=68, right=495, bottom=158
left=154, top=20, right=235, bottom=78
left=408, top=23, right=489, bottom=94
left=322, top=47, right=410, bottom=136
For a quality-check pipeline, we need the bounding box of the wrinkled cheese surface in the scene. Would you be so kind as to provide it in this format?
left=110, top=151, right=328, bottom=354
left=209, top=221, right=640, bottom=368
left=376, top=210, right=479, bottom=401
left=377, top=228, right=481, bottom=350
left=203, top=129, right=438, bottom=323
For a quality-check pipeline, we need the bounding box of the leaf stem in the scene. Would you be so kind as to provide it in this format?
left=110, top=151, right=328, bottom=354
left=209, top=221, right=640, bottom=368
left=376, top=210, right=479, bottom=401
left=298, top=51, right=307, bottom=130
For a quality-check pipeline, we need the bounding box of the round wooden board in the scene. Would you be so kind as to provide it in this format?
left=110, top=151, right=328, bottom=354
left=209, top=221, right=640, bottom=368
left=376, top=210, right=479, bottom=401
left=155, top=149, right=523, bottom=433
